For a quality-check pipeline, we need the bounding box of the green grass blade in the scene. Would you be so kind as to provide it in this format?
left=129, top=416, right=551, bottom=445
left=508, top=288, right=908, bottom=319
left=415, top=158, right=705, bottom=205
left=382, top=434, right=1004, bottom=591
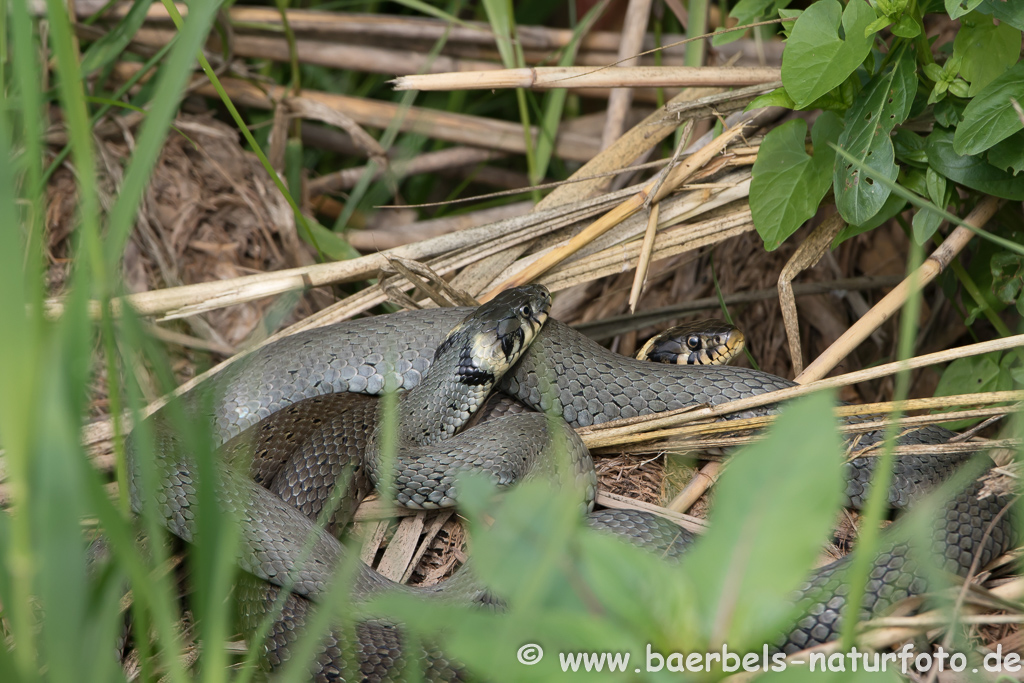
left=79, top=0, right=156, bottom=76
left=102, top=0, right=221, bottom=269
left=531, top=0, right=610, bottom=185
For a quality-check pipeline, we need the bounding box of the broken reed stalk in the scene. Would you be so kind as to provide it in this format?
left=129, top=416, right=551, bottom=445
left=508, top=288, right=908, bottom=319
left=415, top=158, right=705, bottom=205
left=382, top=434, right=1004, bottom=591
left=797, top=195, right=1003, bottom=382
left=391, top=65, right=783, bottom=91
left=480, top=118, right=753, bottom=300
left=308, top=147, right=507, bottom=195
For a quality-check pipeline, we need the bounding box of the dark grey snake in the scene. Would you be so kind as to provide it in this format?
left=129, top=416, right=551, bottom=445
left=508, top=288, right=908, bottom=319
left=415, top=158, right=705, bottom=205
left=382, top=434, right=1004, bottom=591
left=128, top=285, right=1017, bottom=680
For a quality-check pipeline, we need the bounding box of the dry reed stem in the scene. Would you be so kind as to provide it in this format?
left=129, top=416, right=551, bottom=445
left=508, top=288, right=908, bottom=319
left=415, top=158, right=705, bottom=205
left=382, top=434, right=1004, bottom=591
left=797, top=195, right=1003, bottom=382
left=346, top=202, right=532, bottom=251
left=578, top=334, right=1024, bottom=449
left=74, top=2, right=694, bottom=54
left=778, top=213, right=846, bottom=376
left=536, top=87, right=725, bottom=209
left=392, top=66, right=783, bottom=91
left=597, top=406, right=1021, bottom=457
left=123, top=27, right=675, bottom=102
left=667, top=462, right=723, bottom=513
left=540, top=208, right=753, bottom=292
left=110, top=63, right=600, bottom=162
left=308, top=147, right=507, bottom=195
left=47, top=180, right=635, bottom=320
left=595, top=491, right=708, bottom=533
left=600, top=0, right=654, bottom=150
left=628, top=203, right=660, bottom=312
left=481, top=120, right=752, bottom=299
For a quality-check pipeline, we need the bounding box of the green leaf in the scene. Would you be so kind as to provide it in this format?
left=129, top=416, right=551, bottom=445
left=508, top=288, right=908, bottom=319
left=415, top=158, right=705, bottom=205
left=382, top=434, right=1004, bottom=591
left=933, top=97, right=965, bottom=127
left=891, top=14, right=922, bottom=38
left=747, top=86, right=797, bottom=111
left=311, top=221, right=359, bottom=261
left=988, top=130, right=1024, bottom=175
left=864, top=15, right=893, bottom=37
left=892, top=129, right=929, bottom=166
left=954, top=60, right=1024, bottom=155
left=978, top=0, right=1024, bottom=30
left=729, top=0, right=778, bottom=25
left=926, top=165, right=947, bottom=206
left=935, top=352, right=1012, bottom=428
left=681, top=394, right=844, bottom=649
left=781, top=0, right=874, bottom=108
left=750, top=112, right=843, bottom=251
left=953, top=13, right=1022, bottom=97
left=777, top=8, right=803, bottom=39
left=716, top=0, right=792, bottom=46
left=929, top=128, right=1024, bottom=200
left=991, top=251, right=1024, bottom=306
left=834, top=52, right=916, bottom=225
left=833, top=192, right=907, bottom=246
left=912, top=205, right=944, bottom=243
left=946, top=0, right=985, bottom=19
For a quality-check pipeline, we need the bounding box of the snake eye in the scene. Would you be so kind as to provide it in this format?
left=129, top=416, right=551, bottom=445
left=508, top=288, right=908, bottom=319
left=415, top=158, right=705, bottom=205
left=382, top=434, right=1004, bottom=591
left=520, top=305, right=532, bottom=318
left=686, top=335, right=701, bottom=350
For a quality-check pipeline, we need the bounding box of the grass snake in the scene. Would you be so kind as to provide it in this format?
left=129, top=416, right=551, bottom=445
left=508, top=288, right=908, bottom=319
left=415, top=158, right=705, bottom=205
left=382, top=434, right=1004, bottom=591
left=127, top=285, right=1018, bottom=680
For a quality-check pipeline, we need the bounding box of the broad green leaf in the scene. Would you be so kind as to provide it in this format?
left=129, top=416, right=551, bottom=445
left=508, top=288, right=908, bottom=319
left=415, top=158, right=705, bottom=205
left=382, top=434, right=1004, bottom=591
left=992, top=251, right=1024, bottom=306
left=728, top=0, right=777, bottom=24
left=929, top=128, right=1024, bottom=200
left=912, top=205, right=944, bottom=243
left=749, top=79, right=858, bottom=114
left=978, top=0, right=1024, bottom=30
left=715, top=0, right=791, bottom=46
left=945, top=0, right=984, bottom=19
left=375, top=474, right=693, bottom=682
left=781, top=0, right=874, bottom=108
left=681, top=394, right=844, bottom=649
left=954, top=61, right=1024, bottom=155
left=953, top=13, right=1021, bottom=96
left=926, top=166, right=948, bottom=207
left=891, top=14, right=922, bottom=38
left=864, top=15, right=893, bottom=38
left=933, top=97, right=965, bottom=128
left=832, top=193, right=907, bottom=246
left=834, top=52, right=916, bottom=225
left=988, top=130, right=1024, bottom=175
left=747, top=86, right=797, bottom=111
left=777, top=8, right=803, bottom=38
left=892, top=129, right=929, bottom=166
left=935, top=352, right=1013, bottom=428
left=750, top=112, right=843, bottom=250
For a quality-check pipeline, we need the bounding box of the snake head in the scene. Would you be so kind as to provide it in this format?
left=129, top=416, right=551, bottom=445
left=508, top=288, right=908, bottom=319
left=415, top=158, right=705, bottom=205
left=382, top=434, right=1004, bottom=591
left=637, top=319, right=745, bottom=366
left=437, top=285, right=551, bottom=386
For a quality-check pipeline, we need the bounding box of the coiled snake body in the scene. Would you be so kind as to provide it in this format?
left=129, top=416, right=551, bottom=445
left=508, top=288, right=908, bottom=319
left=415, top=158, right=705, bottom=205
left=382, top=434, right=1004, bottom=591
left=129, top=287, right=1017, bottom=680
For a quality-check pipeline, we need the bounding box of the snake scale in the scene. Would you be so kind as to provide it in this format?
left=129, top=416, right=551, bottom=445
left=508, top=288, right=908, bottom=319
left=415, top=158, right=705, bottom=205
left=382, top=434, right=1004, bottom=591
left=128, top=285, right=1018, bottom=680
